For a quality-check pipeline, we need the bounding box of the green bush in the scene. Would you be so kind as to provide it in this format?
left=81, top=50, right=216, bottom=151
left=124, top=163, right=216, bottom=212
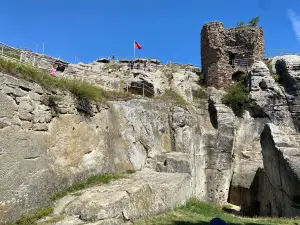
left=222, top=83, right=249, bottom=117
left=14, top=208, right=53, bottom=225
left=273, top=74, right=280, bottom=83
left=236, top=21, right=245, bottom=27
left=126, top=169, right=136, bottom=174
left=249, top=16, right=260, bottom=26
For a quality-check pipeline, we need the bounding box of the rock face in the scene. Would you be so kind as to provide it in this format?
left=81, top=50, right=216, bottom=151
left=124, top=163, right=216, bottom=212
left=46, top=170, right=192, bottom=224
left=271, top=55, right=300, bottom=131
left=0, top=72, right=237, bottom=224
left=60, top=61, right=201, bottom=103
left=247, top=124, right=300, bottom=217
left=248, top=61, right=294, bottom=128
left=2, top=55, right=300, bottom=224
left=201, top=21, right=264, bottom=88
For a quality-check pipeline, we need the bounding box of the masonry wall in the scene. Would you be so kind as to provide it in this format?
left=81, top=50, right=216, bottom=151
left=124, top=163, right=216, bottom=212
left=201, top=21, right=265, bottom=88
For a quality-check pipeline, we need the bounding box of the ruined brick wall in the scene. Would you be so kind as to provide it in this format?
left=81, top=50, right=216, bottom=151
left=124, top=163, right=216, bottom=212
left=201, top=21, right=264, bottom=88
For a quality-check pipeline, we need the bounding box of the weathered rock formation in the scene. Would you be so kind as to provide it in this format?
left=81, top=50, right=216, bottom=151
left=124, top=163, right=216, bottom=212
left=0, top=67, right=254, bottom=224
left=2, top=21, right=300, bottom=224
left=271, top=55, right=300, bottom=131
left=3, top=54, right=300, bottom=224
left=0, top=70, right=236, bottom=224
left=248, top=124, right=300, bottom=217
left=201, top=21, right=264, bottom=88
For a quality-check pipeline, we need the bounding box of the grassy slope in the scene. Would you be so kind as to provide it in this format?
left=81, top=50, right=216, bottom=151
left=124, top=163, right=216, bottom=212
left=0, top=57, right=131, bottom=102
left=134, top=199, right=300, bottom=225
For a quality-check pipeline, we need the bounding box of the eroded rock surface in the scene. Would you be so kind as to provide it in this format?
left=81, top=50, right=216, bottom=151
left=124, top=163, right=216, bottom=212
left=2, top=56, right=300, bottom=224
left=44, top=170, right=191, bottom=224
left=247, top=124, right=300, bottom=217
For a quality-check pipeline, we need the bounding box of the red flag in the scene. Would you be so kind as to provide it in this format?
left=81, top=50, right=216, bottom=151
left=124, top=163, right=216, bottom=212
left=134, top=41, right=142, bottom=49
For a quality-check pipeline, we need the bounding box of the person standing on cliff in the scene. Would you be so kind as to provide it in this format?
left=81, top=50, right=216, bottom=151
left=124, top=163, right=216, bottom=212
left=49, top=65, right=57, bottom=77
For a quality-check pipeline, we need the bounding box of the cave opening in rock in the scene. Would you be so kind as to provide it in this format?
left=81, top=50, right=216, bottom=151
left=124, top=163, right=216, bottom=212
left=232, top=71, right=246, bottom=83
left=259, top=79, right=268, bottom=90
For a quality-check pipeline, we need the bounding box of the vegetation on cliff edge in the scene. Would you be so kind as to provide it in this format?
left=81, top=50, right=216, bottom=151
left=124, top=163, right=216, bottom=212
left=50, top=173, right=126, bottom=201
left=11, top=207, right=53, bottom=225
left=135, top=198, right=300, bottom=225
left=0, top=57, right=131, bottom=102
left=12, top=171, right=134, bottom=225
left=222, top=81, right=249, bottom=117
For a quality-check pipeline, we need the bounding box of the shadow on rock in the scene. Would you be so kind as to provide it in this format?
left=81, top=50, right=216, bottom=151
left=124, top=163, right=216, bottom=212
left=222, top=207, right=241, bottom=216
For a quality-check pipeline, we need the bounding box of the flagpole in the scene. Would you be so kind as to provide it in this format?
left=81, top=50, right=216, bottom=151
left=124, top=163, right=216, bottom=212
left=133, top=40, right=135, bottom=59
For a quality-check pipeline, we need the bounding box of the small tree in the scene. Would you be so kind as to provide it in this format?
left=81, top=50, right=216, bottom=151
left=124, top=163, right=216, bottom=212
left=249, top=16, right=260, bottom=26
left=237, top=21, right=245, bottom=28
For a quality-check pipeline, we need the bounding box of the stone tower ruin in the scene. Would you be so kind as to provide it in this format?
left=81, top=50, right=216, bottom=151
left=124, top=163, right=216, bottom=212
left=201, top=21, right=264, bottom=88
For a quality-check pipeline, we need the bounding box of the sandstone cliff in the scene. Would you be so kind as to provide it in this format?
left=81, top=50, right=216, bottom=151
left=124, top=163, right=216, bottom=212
left=1, top=54, right=300, bottom=224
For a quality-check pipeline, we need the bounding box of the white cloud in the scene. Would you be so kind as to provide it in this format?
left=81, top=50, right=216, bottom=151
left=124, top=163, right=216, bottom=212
left=288, top=9, right=300, bottom=42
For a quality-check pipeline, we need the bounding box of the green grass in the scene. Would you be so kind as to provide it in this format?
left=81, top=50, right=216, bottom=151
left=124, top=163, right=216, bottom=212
left=11, top=208, right=53, bottom=225
left=50, top=173, right=126, bottom=201
left=134, top=198, right=300, bottom=225
left=0, top=57, right=131, bottom=102
left=156, top=89, right=187, bottom=106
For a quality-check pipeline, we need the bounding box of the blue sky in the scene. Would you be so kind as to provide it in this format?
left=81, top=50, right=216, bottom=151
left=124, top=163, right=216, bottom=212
left=1, top=0, right=300, bottom=66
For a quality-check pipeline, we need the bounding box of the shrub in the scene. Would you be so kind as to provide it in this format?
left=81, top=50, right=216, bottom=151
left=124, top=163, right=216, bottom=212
left=236, top=21, right=245, bottom=27
left=249, top=16, right=260, bottom=26
left=126, top=169, right=136, bottom=174
left=273, top=74, right=280, bottom=83
left=14, top=207, right=53, bottom=225
left=222, top=83, right=249, bottom=117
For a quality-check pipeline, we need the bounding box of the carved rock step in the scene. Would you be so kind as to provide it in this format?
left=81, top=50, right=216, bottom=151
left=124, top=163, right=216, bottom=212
left=155, top=152, right=191, bottom=173
left=43, top=169, right=192, bottom=225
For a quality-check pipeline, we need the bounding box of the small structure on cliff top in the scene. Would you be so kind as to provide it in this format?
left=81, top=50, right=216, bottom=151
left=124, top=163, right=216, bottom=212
left=201, top=21, right=265, bottom=88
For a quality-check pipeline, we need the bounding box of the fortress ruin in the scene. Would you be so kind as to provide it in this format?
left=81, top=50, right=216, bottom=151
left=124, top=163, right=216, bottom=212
left=201, top=21, right=265, bottom=88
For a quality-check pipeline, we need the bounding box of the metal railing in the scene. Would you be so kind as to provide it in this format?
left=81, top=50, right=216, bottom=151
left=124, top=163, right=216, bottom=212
left=265, top=49, right=300, bottom=58
left=229, top=58, right=254, bottom=69
left=0, top=41, right=203, bottom=97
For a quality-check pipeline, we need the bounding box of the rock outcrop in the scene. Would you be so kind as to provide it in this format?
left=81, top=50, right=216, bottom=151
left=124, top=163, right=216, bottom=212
left=2, top=54, right=300, bottom=224
left=248, top=60, right=294, bottom=127
left=44, top=170, right=191, bottom=225
left=271, top=55, right=300, bottom=131
left=0, top=71, right=236, bottom=224
left=60, top=61, right=201, bottom=103
left=247, top=124, right=300, bottom=217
